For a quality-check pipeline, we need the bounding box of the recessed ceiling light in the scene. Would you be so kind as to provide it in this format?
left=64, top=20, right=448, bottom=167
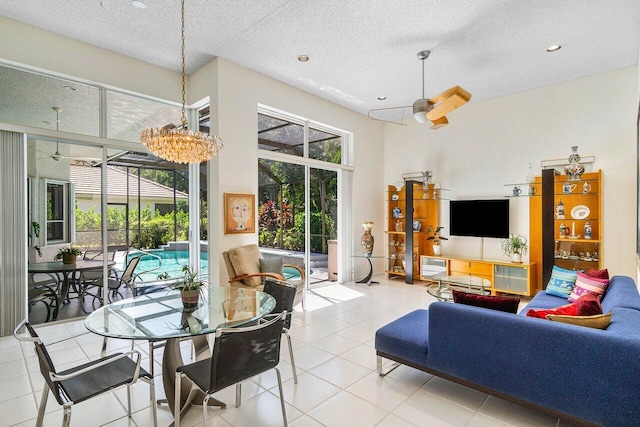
left=546, top=45, right=562, bottom=52
left=377, top=96, right=387, bottom=100
left=63, top=85, right=77, bottom=91
left=297, top=55, right=309, bottom=62
left=132, top=0, right=146, bottom=9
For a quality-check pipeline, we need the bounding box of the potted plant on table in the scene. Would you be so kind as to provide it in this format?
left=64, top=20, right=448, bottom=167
left=501, top=234, right=528, bottom=263
left=174, top=265, right=206, bottom=310
left=54, top=246, right=82, bottom=264
left=426, top=225, right=448, bottom=256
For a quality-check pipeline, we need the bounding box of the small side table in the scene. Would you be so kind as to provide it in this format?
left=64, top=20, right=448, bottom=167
left=351, top=255, right=384, bottom=285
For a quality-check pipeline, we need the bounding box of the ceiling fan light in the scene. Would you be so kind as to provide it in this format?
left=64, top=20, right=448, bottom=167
left=413, top=98, right=433, bottom=124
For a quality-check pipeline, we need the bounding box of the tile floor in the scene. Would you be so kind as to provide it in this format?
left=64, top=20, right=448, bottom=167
left=2, top=275, right=575, bottom=427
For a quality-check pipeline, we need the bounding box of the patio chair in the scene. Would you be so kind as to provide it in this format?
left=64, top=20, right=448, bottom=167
left=174, top=311, right=288, bottom=426
left=28, top=274, right=60, bottom=323
left=222, top=244, right=305, bottom=308
left=13, top=320, right=157, bottom=427
left=79, top=256, right=141, bottom=311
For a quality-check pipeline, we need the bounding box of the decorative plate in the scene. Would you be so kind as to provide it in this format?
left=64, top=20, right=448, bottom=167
left=571, top=205, right=590, bottom=219
left=391, top=194, right=399, bottom=201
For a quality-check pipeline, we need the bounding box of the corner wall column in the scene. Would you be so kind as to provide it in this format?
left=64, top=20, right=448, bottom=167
left=0, top=131, right=27, bottom=336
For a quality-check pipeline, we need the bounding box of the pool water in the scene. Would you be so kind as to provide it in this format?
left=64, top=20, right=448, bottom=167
left=128, top=250, right=208, bottom=282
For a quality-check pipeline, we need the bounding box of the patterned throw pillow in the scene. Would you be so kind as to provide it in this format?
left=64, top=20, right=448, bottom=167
left=545, top=266, right=578, bottom=298
left=567, top=271, right=610, bottom=302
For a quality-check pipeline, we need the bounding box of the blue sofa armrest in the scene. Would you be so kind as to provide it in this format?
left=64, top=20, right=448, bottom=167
left=426, top=302, right=640, bottom=426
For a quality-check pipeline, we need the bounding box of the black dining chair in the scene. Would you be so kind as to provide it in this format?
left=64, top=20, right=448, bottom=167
left=174, top=311, right=288, bottom=426
left=263, top=278, right=299, bottom=384
left=13, top=319, right=157, bottom=427
left=79, top=255, right=141, bottom=311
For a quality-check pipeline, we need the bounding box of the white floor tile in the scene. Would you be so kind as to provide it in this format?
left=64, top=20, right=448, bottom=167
left=285, top=344, right=335, bottom=371
left=477, top=396, right=559, bottom=426
left=307, top=390, right=388, bottom=426
left=0, top=373, right=32, bottom=403
left=308, top=332, right=360, bottom=355
left=422, top=376, right=488, bottom=411
left=219, top=389, right=303, bottom=427
left=0, top=393, right=37, bottom=425
left=392, top=387, right=475, bottom=427
left=340, top=342, right=378, bottom=370
left=347, top=371, right=420, bottom=412
left=375, top=413, right=419, bottom=427
left=272, top=371, right=341, bottom=412
left=308, top=357, right=371, bottom=388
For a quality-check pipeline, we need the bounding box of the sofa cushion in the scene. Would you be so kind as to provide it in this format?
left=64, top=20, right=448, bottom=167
left=526, top=293, right=602, bottom=319
left=452, top=290, right=520, bottom=314
left=545, top=266, right=577, bottom=298
left=546, top=313, right=611, bottom=329
left=605, top=307, right=640, bottom=340
left=375, top=309, right=429, bottom=366
left=228, top=244, right=263, bottom=288
left=568, top=271, right=609, bottom=302
left=601, top=276, right=640, bottom=312
left=259, top=257, right=284, bottom=284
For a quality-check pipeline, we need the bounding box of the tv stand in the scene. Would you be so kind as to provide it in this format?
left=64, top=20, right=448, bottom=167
left=420, top=255, right=536, bottom=297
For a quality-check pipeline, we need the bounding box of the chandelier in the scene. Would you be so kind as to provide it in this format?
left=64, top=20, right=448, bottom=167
left=141, top=0, right=223, bottom=164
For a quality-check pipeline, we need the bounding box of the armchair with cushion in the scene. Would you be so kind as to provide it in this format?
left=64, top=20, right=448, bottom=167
left=222, top=244, right=305, bottom=308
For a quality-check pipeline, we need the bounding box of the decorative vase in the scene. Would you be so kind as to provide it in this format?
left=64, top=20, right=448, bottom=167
left=433, top=244, right=442, bottom=256
left=62, top=253, right=76, bottom=264
left=564, top=146, right=585, bottom=181
left=360, top=221, right=374, bottom=256
left=526, top=162, right=535, bottom=183
left=181, top=289, right=200, bottom=310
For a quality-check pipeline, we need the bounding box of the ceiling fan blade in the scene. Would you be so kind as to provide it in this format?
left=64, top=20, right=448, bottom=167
left=426, top=86, right=472, bottom=120
left=430, top=116, right=449, bottom=130
left=367, top=106, right=412, bottom=126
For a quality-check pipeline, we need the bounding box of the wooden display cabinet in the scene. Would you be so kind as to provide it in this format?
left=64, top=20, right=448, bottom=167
left=529, top=169, right=602, bottom=290
left=385, top=181, right=439, bottom=283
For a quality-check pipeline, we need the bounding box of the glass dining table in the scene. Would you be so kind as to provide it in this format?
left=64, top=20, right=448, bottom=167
left=85, top=286, right=276, bottom=418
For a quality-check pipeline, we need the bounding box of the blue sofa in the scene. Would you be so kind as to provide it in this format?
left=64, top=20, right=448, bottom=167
left=375, top=275, right=640, bottom=426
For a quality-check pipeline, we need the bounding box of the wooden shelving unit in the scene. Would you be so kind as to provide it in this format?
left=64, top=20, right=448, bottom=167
left=529, top=170, right=602, bottom=290
left=385, top=180, right=439, bottom=284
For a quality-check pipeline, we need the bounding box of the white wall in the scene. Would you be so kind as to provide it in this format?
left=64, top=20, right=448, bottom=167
left=385, top=66, right=638, bottom=279
left=190, top=58, right=385, bottom=285
left=0, top=16, right=182, bottom=102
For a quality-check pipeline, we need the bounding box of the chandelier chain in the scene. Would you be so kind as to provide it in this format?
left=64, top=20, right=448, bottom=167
left=180, top=0, right=187, bottom=129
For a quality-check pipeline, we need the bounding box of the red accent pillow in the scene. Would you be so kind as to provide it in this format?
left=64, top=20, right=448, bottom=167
left=585, top=268, right=609, bottom=279
left=452, top=290, right=520, bottom=314
left=526, top=293, right=603, bottom=319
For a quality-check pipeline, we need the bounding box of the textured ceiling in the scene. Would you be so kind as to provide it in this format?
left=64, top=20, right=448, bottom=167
left=0, top=0, right=639, bottom=117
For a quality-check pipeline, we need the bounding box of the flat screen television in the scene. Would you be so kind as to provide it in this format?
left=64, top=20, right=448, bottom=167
left=449, top=199, right=510, bottom=238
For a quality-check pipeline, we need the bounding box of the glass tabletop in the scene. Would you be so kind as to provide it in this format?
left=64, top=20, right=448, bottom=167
left=427, top=275, right=491, bottom=301
left=85, top=287, right=276, bottom=340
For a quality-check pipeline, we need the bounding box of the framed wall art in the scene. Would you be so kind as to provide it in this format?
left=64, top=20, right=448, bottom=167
left=224, top=193, right=255, bottom=234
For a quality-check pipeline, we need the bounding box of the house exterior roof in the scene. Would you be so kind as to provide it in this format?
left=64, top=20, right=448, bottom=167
left=69, top=165, right=188, bottom=200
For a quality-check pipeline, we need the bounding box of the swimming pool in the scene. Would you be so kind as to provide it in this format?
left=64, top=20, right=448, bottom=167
left=127, top=250, right=208, bottom=282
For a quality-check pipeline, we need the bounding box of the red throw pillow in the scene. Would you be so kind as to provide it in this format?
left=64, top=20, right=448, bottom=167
left=526, top=293, right=603, bottom=319
left=585, top=268, right=609, bottom=280
left=452, top=290, right=520, bottom=314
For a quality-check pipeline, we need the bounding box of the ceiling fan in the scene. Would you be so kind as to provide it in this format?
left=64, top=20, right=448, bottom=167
left=36, top=107, right=101, bottom=163
left=368, top=50, right=472, bottom=129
